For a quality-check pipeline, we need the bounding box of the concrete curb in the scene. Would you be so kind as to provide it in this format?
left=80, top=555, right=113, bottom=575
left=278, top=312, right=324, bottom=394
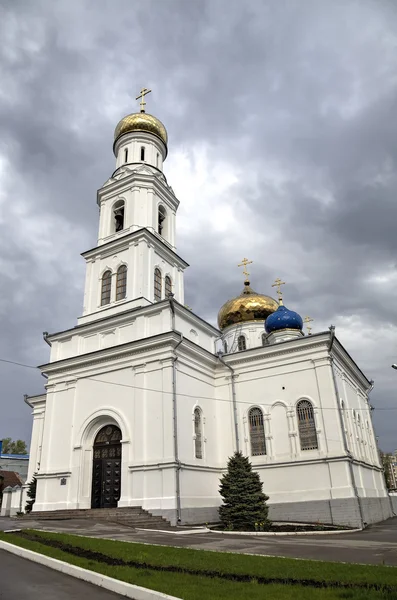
left=209, top=528, right=362, bottom=536
left=0, top=539, right=181, bottom=599
left=135, top=527, right=209, bottom=535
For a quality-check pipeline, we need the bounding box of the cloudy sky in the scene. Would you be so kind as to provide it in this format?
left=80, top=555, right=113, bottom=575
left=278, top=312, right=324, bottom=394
left=1, top=0, right=397, bottom=452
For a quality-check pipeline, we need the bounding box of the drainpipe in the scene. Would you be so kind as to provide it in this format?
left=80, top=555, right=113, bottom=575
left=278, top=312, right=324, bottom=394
left=168, top=293, right=183, bottom=523
left=217, top=353, right=240, bottom=453
left=328, top=325, right=365, bottom=529
left=43, top=332, right=52, bottom=346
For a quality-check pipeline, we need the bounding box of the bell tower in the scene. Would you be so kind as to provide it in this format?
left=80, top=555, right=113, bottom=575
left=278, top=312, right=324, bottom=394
left=78, top=89, right=188, bottom=326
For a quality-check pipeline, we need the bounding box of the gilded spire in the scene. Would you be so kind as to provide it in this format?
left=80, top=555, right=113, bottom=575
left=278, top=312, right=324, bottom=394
left=238, top=258, right=253, bottom=283
left=272, top=277, right=286, bottom=305
left=135, top=87, right=152, bottom=113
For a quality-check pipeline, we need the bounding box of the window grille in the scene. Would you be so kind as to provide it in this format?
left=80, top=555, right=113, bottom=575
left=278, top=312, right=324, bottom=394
left=248, top=407, right=266, bottom=456
left=238, top=335, right=246, bottom=351
left=158, top=205, right=166, bottom=236
left=116, top=265, right=127, bottom=300
left=165, top=275, right=172, bottom=297
left=154, top=268, right=162, bottom=301
left=101, top=270, right=112, bottom=306
left=194, top=408, right=203, bottom=459
left=297, top=400, right=318, bottom=450
left=94, top=425, right=122, bottom=445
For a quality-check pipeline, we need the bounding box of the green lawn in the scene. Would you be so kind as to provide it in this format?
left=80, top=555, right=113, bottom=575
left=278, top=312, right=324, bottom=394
left=1, top=530, right=396, bottom=600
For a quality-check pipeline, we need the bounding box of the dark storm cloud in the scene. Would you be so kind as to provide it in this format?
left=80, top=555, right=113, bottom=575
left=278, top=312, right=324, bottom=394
left=1, top=0, right=397, bottom=451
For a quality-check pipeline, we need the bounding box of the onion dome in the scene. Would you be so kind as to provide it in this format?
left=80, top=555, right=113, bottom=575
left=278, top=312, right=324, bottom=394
left=114, top=112, right=168, bottom=148
left=218, top=281, right=279, bottom=330
left=265, top=301, right=303, bottom=333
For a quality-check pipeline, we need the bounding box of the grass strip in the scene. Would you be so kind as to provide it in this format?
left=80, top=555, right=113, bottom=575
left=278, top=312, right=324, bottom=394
left=10, top=530, right=397, bottom=593
left=0, top=532, right=394, bottom=600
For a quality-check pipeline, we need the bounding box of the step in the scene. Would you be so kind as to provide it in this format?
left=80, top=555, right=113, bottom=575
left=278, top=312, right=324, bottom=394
left=24, top=506, right=171, bottom=528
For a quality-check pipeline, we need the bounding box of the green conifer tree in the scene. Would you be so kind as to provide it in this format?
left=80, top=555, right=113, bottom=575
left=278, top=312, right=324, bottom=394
left=219, top=451, right=270, bottom=531
left=25, top=476, right=37, bottom=513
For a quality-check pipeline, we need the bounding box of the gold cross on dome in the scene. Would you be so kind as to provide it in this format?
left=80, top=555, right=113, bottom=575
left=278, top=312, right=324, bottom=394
left=304, top=316, right=314, bottom=335
left=272, top=277, right=286, bottom=302
left=136, top=87, right=152, bottom=113
left=238, top=257, right=253, bottom=281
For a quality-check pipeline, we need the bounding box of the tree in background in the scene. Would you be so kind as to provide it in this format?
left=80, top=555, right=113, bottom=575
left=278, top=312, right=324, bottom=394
left=1, top=438, right=28, bottom=455
left=380, top=451, right=395, bottom=490
left=25, top=476, right=37, bottom=513
left=219, top=451, right=270, bottom=531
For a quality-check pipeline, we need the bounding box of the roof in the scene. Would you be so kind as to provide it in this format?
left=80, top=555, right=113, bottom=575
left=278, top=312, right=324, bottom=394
left=0, top=470, right=23, bottom=489
left=0, top=453, right=29, bottom=460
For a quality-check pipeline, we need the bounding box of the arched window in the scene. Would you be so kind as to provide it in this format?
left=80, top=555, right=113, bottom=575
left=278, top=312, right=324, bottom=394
left=140, top=146, right=145, bottom=161
left=154, top=268, right=162, bottom=301
left=116, top=265, right=127, bottom=301
left=113, top=200, right=125, bottom=232
left=248, top=407, right=266, bottom=456
left=223, top=340, right=228, bottom=353
left=101, top=270, right=112, bottom=306
left=156, top=153, right=159, bottom=168
left=238, top=335, right=246, bottom=351
left=124, top=148, right=128, bottom=163
left=158, top=205, right=166, bottom=236
left=194, top=407, right=203, bottom=459
left=262, top=333, right=267, bottom=347
left=297, top=400, right=318, bottom=451
left=165, top=275, right=172, bottom=297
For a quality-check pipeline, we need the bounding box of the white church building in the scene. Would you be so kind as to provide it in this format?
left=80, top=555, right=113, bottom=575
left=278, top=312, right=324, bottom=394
left=25, top=91, right=391, bottom=528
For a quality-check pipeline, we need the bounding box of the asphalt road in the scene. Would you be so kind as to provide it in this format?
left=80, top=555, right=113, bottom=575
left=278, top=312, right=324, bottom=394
left=0, top=550, right=125, bottom=600
left=2, top=515, right=397, bottom=566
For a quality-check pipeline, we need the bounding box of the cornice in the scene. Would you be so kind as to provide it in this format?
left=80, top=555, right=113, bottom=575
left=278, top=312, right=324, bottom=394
left=223, top=332, right=330, bottom=368
left=331, top=338, right=372, bottom=390
left=97, top=165, right=179, bottom=211
left=48, top=299, right=171, bottom=341
left=81, top=227, right=189, bottom=269
left=40, top=331, right=180, bottom=375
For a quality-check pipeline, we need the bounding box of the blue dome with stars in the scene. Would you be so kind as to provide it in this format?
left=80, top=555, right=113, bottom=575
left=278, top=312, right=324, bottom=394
left=265, top=302, right=303, bottom=333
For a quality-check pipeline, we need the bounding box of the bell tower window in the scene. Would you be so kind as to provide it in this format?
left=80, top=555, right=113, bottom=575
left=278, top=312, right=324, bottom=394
left=140, top=146, right=145, bottom=161
left=165, top=275, right=172, bottom=297
left=158, top=205, right=166, bottom=237
left=124, top=148, right=128, bottom=163
left=113, top=200, right=125, bottom=233
left=154, top=268, right=162, bottom=301
left=101, top=270, right=112, bottom=306
left=116, top=265, right=127, bottom=301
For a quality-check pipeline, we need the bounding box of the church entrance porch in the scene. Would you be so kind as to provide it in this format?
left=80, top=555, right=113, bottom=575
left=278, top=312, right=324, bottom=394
left=91, top=425, right=122, bottom=509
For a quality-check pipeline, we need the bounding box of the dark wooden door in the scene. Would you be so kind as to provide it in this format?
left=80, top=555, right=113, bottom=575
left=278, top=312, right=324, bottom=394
left=91, top=425, right=122, bottom=509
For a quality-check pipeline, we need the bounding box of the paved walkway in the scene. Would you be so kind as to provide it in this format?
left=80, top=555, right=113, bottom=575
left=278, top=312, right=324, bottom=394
left=1, top=516, right=397, bottom=566
left=0, top=549, right=125, bottom=600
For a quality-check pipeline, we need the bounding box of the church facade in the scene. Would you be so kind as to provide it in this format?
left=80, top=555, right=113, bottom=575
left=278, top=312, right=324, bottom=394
left=25, top=94, right=391, bottom=528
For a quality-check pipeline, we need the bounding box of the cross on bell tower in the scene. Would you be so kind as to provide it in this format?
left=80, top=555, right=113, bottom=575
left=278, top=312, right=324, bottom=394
left=136, top=87, right=152, bottom=113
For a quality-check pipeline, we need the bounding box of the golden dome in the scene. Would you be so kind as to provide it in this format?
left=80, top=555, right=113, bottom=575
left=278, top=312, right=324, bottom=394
left=218, top=281, right=279, bottom=330
left=114, top=112, right=168, bottom=147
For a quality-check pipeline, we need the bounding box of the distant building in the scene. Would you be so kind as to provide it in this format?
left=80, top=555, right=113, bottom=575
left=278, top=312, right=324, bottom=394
left=0, top=454, right=29, bottom=482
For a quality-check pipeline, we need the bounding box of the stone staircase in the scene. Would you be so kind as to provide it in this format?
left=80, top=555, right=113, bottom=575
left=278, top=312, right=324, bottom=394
left=21, top=507, right=172, bottom=529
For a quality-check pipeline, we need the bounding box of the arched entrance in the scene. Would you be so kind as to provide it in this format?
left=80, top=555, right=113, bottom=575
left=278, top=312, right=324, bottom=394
left=91, top=424, right=122, bottom=509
